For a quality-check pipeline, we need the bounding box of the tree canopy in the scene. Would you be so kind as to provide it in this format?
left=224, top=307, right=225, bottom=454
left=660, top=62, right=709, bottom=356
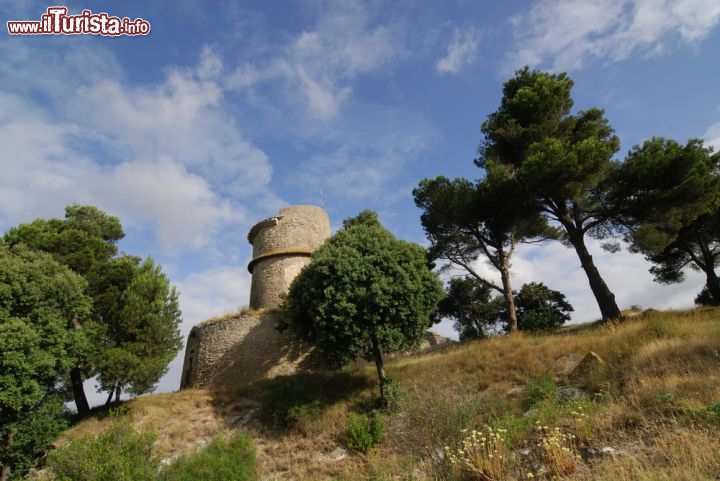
left=479, top=67, right=622, bottom=321
left=3, top=205, right=182, bottom=413
left=438, top=276, right=572, bottom=339
left=611, top=137, right=720, bottom=303
left=435, top=276, right=503, bottom=340
left=0, top=244, right=91, bottom=480
left=281, top=210, right=444, bottom=398
left=413, top=168, right=556, bottom=330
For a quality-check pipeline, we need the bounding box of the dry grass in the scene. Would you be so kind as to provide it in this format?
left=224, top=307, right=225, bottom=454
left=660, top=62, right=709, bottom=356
left=55, top=307, right=720, bottom=480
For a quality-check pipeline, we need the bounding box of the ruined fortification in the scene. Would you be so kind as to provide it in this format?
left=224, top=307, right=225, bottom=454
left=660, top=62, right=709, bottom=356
left=248, top=205, right=331, bottom=309
left=180, top=205, right=331, bottom=389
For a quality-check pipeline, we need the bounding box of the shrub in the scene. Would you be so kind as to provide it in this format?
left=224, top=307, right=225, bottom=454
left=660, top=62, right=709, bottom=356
left=379, top=376, right=402, bottom=411
left=346, top=412, right=385, bottom=453
left=444, top=426, right=509, bottom=481
left=525, top=377, right=556, bottom=407
left=47, top=421, right=158, bottom=481
left=534, top=424, right=580, bottom=477
left=160, top=432, right=256, bottom=481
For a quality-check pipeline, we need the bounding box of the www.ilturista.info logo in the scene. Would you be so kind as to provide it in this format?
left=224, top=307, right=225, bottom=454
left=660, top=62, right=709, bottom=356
left=7, top=6, right=150, bottom=36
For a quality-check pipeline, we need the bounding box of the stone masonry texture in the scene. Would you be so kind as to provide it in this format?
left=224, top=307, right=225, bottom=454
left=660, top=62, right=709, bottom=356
left=180, top=205, right=330, bottom=389
left=248, top=205, right=331, bottom=310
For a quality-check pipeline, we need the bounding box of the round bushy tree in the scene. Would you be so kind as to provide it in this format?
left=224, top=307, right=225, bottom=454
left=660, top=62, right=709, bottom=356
left=514, top=282, right=573, bottom=331
left=281, top=210, right=444, bottom=398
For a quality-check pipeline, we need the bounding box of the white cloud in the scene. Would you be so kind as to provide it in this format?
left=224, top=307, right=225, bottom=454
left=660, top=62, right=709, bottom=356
left=0, top=45, right=273, bottom=252
left=227, top=2, right=404, bottom=120
left=436, top=27, right=481, bottom=74
left=73, top=57, right=272, bottom=194
left=705, top=121, right=720, bottom=150
left=508, top=0, right=720, bottom=71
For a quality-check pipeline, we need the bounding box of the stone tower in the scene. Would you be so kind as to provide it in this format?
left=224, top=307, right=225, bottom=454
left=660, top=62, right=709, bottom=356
left=179, top=205, right=330, bottom=389
left=248, top=205, right=331, bottom=309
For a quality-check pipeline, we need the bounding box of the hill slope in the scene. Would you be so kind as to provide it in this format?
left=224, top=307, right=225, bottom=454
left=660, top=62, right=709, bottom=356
left=57, top=308, right=720, bottom=480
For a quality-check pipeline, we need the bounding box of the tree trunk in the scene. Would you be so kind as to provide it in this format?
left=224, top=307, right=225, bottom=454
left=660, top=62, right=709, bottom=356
left=70, top=365, right=90, bottom=417
left=697, top=234, right=720, bottom=303
left=499, top=257, right=518, bottom=332
left=370, top=334, right=386, bottom=399
left=568, top=230, right=622, bottom=321
left=114, top=384, right=122, bottom=403
left=104, top=386, right=115, bottom=407
left=704, top=267, right=720, bottom=303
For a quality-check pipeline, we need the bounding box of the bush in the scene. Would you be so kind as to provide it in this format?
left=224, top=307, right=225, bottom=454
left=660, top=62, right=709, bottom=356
left=379, top=376, right=402, bottom=412
left=160, top=432, right=256, bottom=481
left=47, top=421, right=158, bottom=481
left=1, top=396, right=69, bottom=480
left=444, top=426, right=509, bottom=480
left=345, top=412, right=385, bottom=453
left=525, top=377, right=557, bottom=407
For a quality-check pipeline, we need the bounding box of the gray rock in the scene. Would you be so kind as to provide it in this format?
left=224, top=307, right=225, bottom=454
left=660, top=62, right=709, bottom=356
left=317, top=447, right=348, bottom=462
left=569, top=351, right=605, bottom=384
left=556, top=386, right=588, bottom=402
left=505, top=386, right=525, bottom=398
left=585, top=446, right=623, bottom=459
left=554, top=353, right=583, bottom=377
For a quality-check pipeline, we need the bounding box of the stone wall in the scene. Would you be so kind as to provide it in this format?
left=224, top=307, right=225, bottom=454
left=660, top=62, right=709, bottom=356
left=248, top=205, right=331, bottom=309
left=180, top=311, right=316, bottom=389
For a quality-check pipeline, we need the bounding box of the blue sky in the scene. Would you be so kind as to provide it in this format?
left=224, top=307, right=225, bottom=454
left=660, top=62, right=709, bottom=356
left=2, top=0, right=720, bottom=401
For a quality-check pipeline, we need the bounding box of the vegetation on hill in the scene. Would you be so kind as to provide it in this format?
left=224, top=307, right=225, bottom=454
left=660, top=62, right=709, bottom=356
left=282, top=210, right=444, bottom=400
left=4, top=205, right=183, bottom=415
left=437, top=277, right=573, bottom=339
left=31, top=307, right=720, bottom=481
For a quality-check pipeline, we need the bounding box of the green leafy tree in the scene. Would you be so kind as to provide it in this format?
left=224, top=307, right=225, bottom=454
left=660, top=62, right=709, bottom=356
left=281, top=211, right=444, bottom=399
left=413, top=168, right=557, bottom=331
left=4, top=205, right=183, bottom=412
left=95, top=259, right=183, bottom=402
left=479, top=67, right=622, bottom=321
left=4, top=205, right=124, bottom=415
left=611, top=138, right=720, bottom=304
left=0, top=244, right=91, bottom=480
left=513, top=282, right=573, bottom=331
left=435, top=277, right=503, bottom=340
left=439, top=277, right=572, bottom=338
left=1, top=396, right=69, bottom=481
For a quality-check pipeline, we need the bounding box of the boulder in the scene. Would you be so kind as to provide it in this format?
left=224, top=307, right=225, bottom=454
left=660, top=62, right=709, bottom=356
left=569, top=351, right=605, bottom=384
left=553, top=353, right=583, bottom=377
left=556, top=386, right=588, bottom=402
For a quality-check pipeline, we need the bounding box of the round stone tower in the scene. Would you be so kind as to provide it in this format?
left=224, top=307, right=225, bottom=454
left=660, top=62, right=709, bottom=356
left=248, top=205, right=331, bottom=309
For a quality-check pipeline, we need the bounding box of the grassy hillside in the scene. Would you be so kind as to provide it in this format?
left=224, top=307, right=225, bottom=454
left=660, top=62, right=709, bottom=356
left=53, top=307, right=720, bottom=480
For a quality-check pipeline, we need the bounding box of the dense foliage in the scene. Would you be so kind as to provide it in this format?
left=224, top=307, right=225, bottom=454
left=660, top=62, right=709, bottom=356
left=435, top=276, right=503, bottom=340
left=282, top=210, right=444, bottom=397
left=46, top=417, right=256, bottom=481
left=514, top=282, right=573, bottom=331
left=611, top=138, right=720, bottom=304
left=0, top=244, right=91, bottom=480
left=4, top=205, right=183, bottom=411
left=478, top=67, right=622, bottom=321
left=414, top=173, right=556, bottom=331
left=438, top=276, right=572, bottom=338
left=47, top=420, right=159, bottom=481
